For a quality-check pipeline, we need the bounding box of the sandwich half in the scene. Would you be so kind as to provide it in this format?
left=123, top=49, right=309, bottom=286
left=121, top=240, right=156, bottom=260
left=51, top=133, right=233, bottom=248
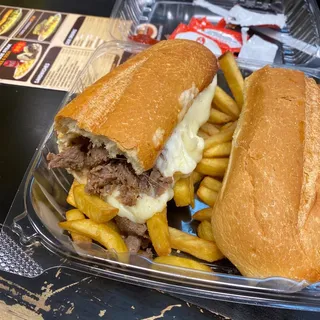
left=212, top=66, right=320, bottom=282
left=47, top=39, right=218, bottom=223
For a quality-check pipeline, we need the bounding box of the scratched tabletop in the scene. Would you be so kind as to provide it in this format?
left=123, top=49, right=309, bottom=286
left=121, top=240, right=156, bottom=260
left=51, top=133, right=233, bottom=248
left=0, top=1, right=320, bottom=319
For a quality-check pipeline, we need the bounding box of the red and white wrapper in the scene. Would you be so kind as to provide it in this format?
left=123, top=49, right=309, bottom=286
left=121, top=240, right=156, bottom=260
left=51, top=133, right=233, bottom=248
left=189, top=17, right=243, bottom=51
left=169, top=18, right=244, bottom=55
left=170, top=24, right=223, bottom=56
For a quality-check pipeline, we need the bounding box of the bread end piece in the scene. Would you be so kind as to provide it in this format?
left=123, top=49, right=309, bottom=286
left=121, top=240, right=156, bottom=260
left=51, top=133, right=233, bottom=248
left=212, top=66, right=320, bottom=282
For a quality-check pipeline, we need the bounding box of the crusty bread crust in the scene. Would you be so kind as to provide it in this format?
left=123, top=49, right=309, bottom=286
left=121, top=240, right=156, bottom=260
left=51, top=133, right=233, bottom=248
left=212, top=66, right=320, bottom=282
left=55, top=40, right=217, bottom=173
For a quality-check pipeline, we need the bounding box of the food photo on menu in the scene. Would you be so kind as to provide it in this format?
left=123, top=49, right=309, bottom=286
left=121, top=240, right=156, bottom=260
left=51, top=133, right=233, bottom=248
left=2, top=0, right=320, bottom=316
left=0, top=40, right=48, bottom=81
left=33, top=13, right=62, bottom=41
left=0, top=8, right=22, bottom=36
left=15, top=10, right=66, bottom=42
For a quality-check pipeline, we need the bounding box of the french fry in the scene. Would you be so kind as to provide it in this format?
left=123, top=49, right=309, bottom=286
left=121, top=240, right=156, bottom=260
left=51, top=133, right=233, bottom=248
left=213, top=86, right=239, bottom=118
left=200, top=123, right=220, bottom=136
left=200, top=176, right=222, bottom=192
left=204, top=121, right=237, bottom=150
left=66, top=180, right=79, bottom=207
left=219, top=51, right=244, bottom=108
left=197, top=220, right=215, bottom=242
left=196, top=158, right=229, bottom=177
left=147, top=208, right=171, bottom=256
left=153, top=256, right=212, bottom=273
left=66, top=208, right=85, bottom=220
left=220, top=122, right=234, bottom=131
left=66, top=209, right=92, bottom=243
left=213, top=124, right=222, bottom=130
left=203, top=142, right=232, bottom=158
left=59, top=219, right=128, bottom=253
left=198, top=130, right=210, bottom=140
left=191, top=171, right=203, bottom=185
left=168, top=227, right=224, bottom=262
left=208, top=108, right=233, bottom=124
left=188, top=175, right=195, bottom=208
left=197, top=186, right=218, bottom=207
left=106, top=220, right=120, bottom=233
left=173, top=176, right=194, bottom=207
left=73, top=185, right=119, bottom=223
left=192, top=208, right=212, bottom=221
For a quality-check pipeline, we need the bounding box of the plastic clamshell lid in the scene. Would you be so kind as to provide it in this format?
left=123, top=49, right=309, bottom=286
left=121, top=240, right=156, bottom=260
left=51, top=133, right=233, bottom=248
left=109, top=0, right=320, bottom=67
left=4, top=40, right=320, bottom=312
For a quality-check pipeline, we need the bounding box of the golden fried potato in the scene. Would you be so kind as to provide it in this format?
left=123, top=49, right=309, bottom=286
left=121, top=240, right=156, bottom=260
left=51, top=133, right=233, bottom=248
left=191, top=171, right=204, bottom=185
left=197, top=185, right=218, bottom=207
left=204, top=121, right=237, bottom=150
left=173, top=176, right=194, bottom=207
left=147, top=208, right=171, bottom=256
left=213, top=86, right=239, bottom=118
left=208, top=108, right=233, bottom=124
left=220, top=122, right=234, bottom=131
left=66, top=180, right=79, bottom=207
left=192, top=208, right=212, bottom=221
left=59, top=219, right=127, bottom=253
left=219, top=51, right=244, bottom=108
left=203, top=142, right=232, bottom=158
left=106, top=220, right=120, bottom=234
left=200, top=123, right=220, bottom=136
left=73, top=185, right=118, bottom=223
left=200, top=176, right=222, bottom=192
left=154, top=256, right=212, bottom=272
left=198, top=130, right=210, bottom=140
left=168, top=227, right=224, bottom=262
left=66, top=209, right=92, bottom=243
left=66, top=208, right=85, bottom=220
left=196, top=158, right=229, bottom=177
left=197, top=220, right=215, bottom=242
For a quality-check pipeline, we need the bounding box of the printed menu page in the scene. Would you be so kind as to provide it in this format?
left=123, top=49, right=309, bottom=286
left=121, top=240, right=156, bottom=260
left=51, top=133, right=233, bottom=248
left=0, top=5, right=131, bottom=91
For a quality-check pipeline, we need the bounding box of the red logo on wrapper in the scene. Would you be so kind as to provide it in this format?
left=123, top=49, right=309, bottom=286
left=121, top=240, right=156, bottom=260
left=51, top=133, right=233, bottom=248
left=169, top=18, right=246, bottom=55
left=12, top=41, right=27, bottom=54
left=196, top=36, right=206, bottom=45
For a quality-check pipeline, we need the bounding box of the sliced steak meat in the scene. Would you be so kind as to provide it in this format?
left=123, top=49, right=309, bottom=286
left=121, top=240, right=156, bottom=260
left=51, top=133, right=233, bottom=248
left=116, top=185, right=138, bottom=206
left=125, top=235, right=142, bottom=253
left=139, top=248, right=153, bottom=260
left=141, top=237, right=151, bottom=249
left=115, top=216, right=147, bottom=237
left=47, top=136, right=173, bottom=207
left=86, top=163, right=121, bottom=198
left=47, top=146, right=86, bottom=171
left=47, top=136, right=89, bottom=171
left=149, top=169, right=173, bottom=195
left=85, top=147, right=109, bottom=168
left=86, top=160, right=172, bottom=206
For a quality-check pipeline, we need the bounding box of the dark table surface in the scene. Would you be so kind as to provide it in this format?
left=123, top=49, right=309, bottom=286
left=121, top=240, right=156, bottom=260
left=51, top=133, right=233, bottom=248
left=0, top=1, right=320, bottom=319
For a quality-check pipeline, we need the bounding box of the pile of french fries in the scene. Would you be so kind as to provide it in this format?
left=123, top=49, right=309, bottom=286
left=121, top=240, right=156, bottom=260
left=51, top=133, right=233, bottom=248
left=61, top=180, right=223, bottom=271
left=61, top=182, right=128, bottom=253
left=59, top=52, right=244, bottom=274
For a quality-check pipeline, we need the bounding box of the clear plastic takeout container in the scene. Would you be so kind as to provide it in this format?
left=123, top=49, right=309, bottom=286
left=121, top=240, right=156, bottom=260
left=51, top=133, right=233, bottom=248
left=109, top=0, right=320, bottom=67
left=3, top=40, right=320, bottom=311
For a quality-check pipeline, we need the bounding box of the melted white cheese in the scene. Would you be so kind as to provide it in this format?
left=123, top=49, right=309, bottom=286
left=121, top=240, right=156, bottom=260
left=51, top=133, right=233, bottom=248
left=156, top=76, right=217, bottom=177
left=106, top=189, right=174, bottom=223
